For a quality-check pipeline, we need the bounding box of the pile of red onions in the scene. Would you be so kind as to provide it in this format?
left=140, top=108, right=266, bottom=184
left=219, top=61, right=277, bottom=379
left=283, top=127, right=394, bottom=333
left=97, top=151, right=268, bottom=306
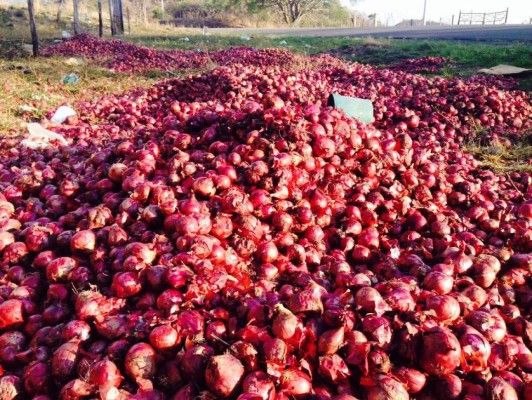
left=41, top=34, right=299, bottom=73
left=0, top=39, right=530, bottom=399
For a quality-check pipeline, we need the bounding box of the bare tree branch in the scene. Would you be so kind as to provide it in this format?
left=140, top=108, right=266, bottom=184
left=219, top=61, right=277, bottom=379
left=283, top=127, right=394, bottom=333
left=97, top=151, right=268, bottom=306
left=265, top=0, right=323, bottom=25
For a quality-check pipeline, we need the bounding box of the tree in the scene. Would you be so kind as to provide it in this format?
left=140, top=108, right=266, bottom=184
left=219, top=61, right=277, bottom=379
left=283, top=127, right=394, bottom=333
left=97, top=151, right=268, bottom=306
left=27, top=0, right=39, bottom=55
left=98, top=0, right=103, bottom=37
left=109, top=0, right=125, bottom=35
left=264, top=0, right=324, bottom=25
left=56, top=0, right=64, bottom=25
left=73, top=0, right=80, bottom=34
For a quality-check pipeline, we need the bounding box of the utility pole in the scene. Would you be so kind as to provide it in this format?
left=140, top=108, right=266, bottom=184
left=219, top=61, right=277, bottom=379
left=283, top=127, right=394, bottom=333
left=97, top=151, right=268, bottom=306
left=27, top=0, right=38, bottom=56
left=421, top=0, right=427, bottom=26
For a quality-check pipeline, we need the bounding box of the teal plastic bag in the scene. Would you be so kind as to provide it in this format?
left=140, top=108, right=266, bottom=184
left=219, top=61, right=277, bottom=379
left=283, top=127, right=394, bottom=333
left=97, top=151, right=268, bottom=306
left=328, top=93, right=374, bottom=124
left=61, top=73, right=80, bottom=85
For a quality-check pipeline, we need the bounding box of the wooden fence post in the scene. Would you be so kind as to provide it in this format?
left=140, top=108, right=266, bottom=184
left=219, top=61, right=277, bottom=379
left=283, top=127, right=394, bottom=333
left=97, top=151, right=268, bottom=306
left=27, top=0, right=38, bottom=56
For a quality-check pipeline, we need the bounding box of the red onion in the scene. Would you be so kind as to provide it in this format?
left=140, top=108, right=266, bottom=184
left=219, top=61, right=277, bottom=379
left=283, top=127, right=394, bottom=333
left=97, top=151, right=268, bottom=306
left=180, top=344, right=214, bottom=382
left=486, top=376, right=518, bottom=400
left=205, top=354, right=244, bottom=397
left=70, top=230, right=96, bottom=252
left=287, top=281, right=325, bottom=313
left=318, top=354, right=351, bottom=383
left=24, top=362, right=50, bottom=395
left=459, top=325, right=491, bottom=372
left=318, top=326, right=345, bottom=355
left=272, top=304, right=299, bottom=339
left=278, top=369, right=311, bottom=396
left=0, top=300, right=25, bottom=329
left=125, top=343, right=157, bottom=383
left=46, top=257, right=77, bottom=282
left=111, top=272, right=142, bottom=298
left=425, top=295, right=461, bottom=323
left=362, top=316, right=392, bottom=349
left=242, top=371, right=275, bottom=400
left=90, top=359, right=123, bottom=388
left=0, top=375, right=22, bottom=400
left=51, top=340, right=81, bottom=382
left=393, top=367, right=426, bottom=394
left=423, top=272, right=454, bottom=294
left=149, top=325, right=178, bottom=350
left=420, top=327, right=461, bottom=376
left=467, top=309, right=507, bottom=342
left=355, top=287, right=389, bottom=315
left=433, top=374, right=462, bottom=400
left=366, top=375, right=409, bottom=400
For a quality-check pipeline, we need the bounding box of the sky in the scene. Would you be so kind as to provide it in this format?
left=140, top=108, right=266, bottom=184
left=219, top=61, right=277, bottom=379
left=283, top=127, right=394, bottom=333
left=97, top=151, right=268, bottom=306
left=341, top=0, right=532, bottom=25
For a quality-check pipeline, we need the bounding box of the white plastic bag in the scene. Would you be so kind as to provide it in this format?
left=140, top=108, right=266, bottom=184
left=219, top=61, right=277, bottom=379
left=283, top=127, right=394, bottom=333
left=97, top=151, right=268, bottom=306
left=21, top=123, right=69, bottom=149
left=51, top=106, right=77, bottom=124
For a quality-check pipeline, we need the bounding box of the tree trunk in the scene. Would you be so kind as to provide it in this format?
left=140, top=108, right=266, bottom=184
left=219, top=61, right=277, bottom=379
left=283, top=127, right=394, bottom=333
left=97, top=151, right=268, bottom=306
left=73, top=0, right=80, bottom=34
left=108, top=0, right=124, bottom=35
left=27, top=0, right=39, bottom=56
left=98, top=0, right=103, bottom=37
left=56, top=0, right=64, bottom=25
left=143, top=0, right=147, bottom=26
left=127, top=7, right=131, bottom=34
left=118, top=0, right=124, bottom=32
left=109, top=0, right=115, bottom=35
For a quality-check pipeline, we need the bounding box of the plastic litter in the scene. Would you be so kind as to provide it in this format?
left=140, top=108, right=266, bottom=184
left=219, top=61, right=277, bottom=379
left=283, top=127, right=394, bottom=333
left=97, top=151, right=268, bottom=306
left=65, top=57, right=84, bottom=66
left=240, top=35, right=251, bottom=41
left=61, top=73, right=80, bottom=85
left=62, top=30, right=72, bottom=39
left=181, top=37, right=190, bottom=42
left=328, top=94, right=375, bottom=124
left=19, top=105, right=38, bottom=113
left=478, top=64, right=531, bottom=76
left=279, top=40, right=288, bottom=45
left=51, top=106, right=77, bottom=124
left=21, top=123, right=69, bottom=149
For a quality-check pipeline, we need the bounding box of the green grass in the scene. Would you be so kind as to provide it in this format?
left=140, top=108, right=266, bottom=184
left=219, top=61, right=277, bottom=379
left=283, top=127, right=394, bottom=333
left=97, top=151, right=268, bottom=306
left=0, top=57, right=171, bottom=133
